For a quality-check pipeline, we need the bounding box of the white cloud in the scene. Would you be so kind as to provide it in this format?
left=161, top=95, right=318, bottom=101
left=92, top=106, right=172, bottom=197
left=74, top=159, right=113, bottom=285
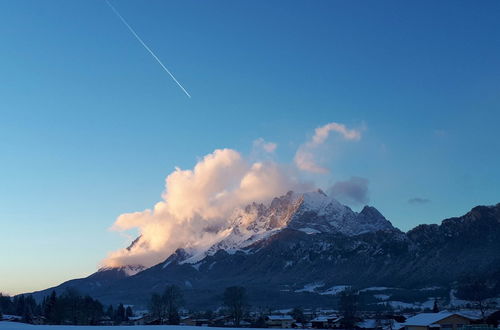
left=313, top=122, right=361, bottom=144
left=294, top=122, right=362, bottom=173
left=253, top=138, right=277, bottom=153
left=104, top=148, right=306, bottom=268
left=104, top=122, right=364, bottom=268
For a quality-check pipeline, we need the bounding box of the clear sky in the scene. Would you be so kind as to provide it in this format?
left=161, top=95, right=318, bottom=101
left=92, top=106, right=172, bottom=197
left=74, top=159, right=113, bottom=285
left=0, top=0, right=499, bottom=295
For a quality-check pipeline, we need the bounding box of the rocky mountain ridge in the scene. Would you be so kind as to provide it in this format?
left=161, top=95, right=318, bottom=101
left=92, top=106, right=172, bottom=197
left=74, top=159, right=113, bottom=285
left=177, top=190, right=395, bottom=264
left=27, top=194, right=500, bottom=309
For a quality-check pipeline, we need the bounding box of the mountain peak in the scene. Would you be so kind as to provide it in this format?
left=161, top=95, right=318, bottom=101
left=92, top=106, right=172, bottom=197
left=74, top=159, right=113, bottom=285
left=30, top=200, right=500, bottom=309
left=288, top=193, right=393, bottom=236
left=176, top=190, right=395, bottom=264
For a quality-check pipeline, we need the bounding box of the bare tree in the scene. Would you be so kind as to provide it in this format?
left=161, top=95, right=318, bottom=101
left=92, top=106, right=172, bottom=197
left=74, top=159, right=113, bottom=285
left=223, top=286, right=248, bottom=327
left=456, top=278, right=494, bottom=320
left=163, top=285, right=183, bottom=325
left=149, top=293, right=164, bottom=322
left=149, top=285, right=184, bottom=325
left=339, top=288, right=361, bottom=329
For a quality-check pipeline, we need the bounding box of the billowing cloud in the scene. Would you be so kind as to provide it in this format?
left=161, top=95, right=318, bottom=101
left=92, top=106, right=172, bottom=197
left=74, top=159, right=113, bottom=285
left=328, top=176, right=369, bottom=206
left=104, top=148, right=308, bottom=268
left=253, top=138, right=277, bottom=153
left=313, top=122, right=361, bottom=143
left=104, top=122, right=365, bottom=268
left=408, top=197, right=431, bottom=205
left=294, top=122, right=362, bottom=173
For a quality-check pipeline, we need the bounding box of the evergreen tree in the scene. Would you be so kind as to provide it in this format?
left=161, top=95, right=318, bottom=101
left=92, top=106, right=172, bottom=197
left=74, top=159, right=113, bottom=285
left=82, top=295, right=103, bottom=325
left=40, top=289, right=103, bottom=325
left=13, top=295, right=25, bottom=316
left=432, top=299, right=439, bottom=313
left=43, top=291, right=58, bottom=323
left=114, top=303, right=126, bottom=324
left=106, top=305, right=114, bottom=318
left=0, top=293, right=13, bottom=316
left=62, top=288, right=81, bottom=324
left=22, top=295, right=37, bottom=323
left=126, top=306, right=133, bottom=319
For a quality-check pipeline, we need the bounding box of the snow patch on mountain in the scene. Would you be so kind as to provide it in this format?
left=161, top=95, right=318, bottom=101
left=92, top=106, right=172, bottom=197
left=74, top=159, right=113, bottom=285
left=294, top=282, right=325, bottom=293
left=164, top=190, right=394, bottom=266
left=97, top=265, right=145, bottom=277
left=298, top=227, right=321, bottom=234
left=360, top=287, right=394, bottom=292
left=320, top=285, right=350, bottom=295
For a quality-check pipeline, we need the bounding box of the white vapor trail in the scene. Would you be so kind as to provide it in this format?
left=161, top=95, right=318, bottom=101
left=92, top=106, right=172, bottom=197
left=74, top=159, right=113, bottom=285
left=105, top=0, right=191, bottom=98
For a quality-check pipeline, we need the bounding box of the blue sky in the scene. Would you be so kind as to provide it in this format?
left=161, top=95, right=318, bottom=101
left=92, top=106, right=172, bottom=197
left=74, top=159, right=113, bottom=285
left=0, top=0, right=499, bottom=295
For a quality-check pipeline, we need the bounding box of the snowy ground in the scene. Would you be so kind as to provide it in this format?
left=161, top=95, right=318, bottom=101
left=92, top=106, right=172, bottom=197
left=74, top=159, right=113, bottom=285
left=0, top=323, right=252, bottom=330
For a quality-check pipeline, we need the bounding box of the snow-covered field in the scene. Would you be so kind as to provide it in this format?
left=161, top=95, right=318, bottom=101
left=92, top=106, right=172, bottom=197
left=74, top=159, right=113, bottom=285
left=0, top=323, right=249, bottom=330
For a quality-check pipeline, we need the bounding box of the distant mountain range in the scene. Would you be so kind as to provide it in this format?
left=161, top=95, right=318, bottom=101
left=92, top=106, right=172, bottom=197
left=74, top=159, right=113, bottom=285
left=29, top=191, right=500, bottom=309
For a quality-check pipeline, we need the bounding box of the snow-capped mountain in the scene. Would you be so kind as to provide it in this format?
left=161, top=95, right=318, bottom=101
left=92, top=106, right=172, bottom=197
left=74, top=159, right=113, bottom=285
left=27, top=195, right=500, bottom=310
left=180, top=190, right=394, bottom=264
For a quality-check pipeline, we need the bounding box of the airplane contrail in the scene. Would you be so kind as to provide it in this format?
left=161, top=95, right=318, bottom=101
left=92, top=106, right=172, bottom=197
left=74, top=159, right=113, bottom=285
left=105, top=0, right=191, bottom=98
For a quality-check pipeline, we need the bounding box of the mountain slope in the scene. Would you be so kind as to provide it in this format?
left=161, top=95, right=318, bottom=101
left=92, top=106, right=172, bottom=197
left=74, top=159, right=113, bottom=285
left=183, top=190, right=394, bottom=263
left=28, top=194, right=500, bottom=309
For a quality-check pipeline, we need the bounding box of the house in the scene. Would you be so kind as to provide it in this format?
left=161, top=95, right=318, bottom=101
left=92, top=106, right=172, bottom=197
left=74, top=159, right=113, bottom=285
left=31, top=315, right=46, bottom=325
left=292, top=322, right=309, bottom=328
left=223, top=320, right=251, bottom=327
left=1, top=314, right=22, bottom=322
left=127, top=315, right=147, bottom=325
left=311, top=315, right=343, bottom=328
left=357, top=318, right=403, bottom=330
left=267, top=315, right=296, bottom=328
left=211, top=315, right=229, bottom=327
left=311, top=316, right=330, bottom=328
left=98, top=316, right=114, bottom=326
left=183, top=318, right=210, bottom=326
left=403, top=312, right=474, bottom=330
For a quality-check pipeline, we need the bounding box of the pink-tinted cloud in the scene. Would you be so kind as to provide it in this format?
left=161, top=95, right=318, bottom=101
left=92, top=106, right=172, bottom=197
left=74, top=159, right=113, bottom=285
left=104, top=148, right=307, bottom=268
left=294, top=122, right=362, bottom=173
left=253, top=138, right=277, bottom=153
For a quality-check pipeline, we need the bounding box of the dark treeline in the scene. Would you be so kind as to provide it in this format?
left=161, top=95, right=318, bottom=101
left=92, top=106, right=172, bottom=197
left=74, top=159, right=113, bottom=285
left=3, top=278, right=498, bottom=327
left=0, top=289, right=133, bottom=325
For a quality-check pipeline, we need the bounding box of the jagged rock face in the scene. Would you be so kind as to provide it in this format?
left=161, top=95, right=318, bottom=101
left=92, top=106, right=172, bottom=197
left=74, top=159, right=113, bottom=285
left=199, top=191, right=303, bottom=259
left=28, top=198, right=500, bottom=310
left=182, top=190, right=394, bottom=263
left=287, top=192, right=394, bottom=236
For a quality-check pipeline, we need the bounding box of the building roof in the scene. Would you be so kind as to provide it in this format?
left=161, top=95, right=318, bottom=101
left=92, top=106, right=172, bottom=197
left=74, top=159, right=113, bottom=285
left=404, top=312, right=471, bottom=326
left=311, top=315, right=341, bottom=323
left=268, top=315, right=295, bottom=321
left=455, top=311, right=483, bottom=320
left=2, top=315, right=22, bottom=321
